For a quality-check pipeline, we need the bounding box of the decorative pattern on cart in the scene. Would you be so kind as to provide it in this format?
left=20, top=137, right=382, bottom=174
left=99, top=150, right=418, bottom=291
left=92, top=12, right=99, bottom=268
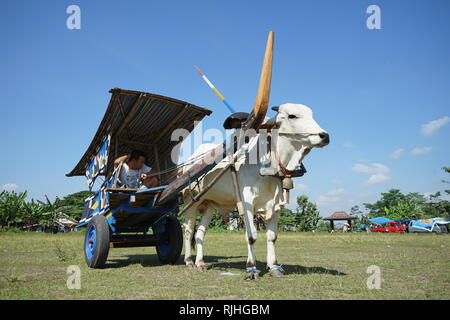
left=85, top=134, right=111, bottom=190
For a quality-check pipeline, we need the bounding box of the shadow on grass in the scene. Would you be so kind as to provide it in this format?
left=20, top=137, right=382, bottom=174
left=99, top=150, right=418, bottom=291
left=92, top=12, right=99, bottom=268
left=105, top=254, right=246, bottom=269
left=207, top=260, right=346, bottom=277
left=105, top=254, right=346, bottom=277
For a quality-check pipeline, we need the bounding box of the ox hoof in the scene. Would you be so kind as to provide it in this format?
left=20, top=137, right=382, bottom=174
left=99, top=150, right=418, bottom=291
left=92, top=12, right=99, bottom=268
left=268, top=265, right=285, bottom=278
left=185, top=261, right=195, bottom=269
left=196, top=265, right=208, bottom=272
left=245, top=267, right=258, bottom=280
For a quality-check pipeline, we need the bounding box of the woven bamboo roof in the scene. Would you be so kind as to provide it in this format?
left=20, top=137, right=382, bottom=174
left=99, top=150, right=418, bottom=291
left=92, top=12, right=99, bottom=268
left=323, top=211, right=357, bottom=220
left=66, top=88, right=212, bottom=182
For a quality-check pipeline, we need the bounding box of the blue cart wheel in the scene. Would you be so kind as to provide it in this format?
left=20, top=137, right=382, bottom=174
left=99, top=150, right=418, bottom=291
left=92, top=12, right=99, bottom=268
left=155, top=216, right=183, bottom=265
left=84, top=215, right=110, bottom=268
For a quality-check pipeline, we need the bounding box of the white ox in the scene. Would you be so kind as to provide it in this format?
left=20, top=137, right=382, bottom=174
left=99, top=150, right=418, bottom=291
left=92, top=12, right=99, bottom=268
left=181, top=103, right=329, bottom=279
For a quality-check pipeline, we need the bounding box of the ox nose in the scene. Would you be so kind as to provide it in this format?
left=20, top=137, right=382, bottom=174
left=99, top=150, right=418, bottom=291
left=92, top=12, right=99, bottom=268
left=319, top=132, right=330, bottom=144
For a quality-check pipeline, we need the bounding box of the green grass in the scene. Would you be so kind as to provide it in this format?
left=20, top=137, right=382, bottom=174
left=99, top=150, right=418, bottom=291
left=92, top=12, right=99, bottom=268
left=0, top=231, right=449, bottom=299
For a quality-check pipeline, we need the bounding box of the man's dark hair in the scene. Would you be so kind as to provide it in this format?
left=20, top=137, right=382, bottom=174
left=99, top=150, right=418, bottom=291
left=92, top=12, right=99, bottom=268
left=129, top=149, right=146, bottom=161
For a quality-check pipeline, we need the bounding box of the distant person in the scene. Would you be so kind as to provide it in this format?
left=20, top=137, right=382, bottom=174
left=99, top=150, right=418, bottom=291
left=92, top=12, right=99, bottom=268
left=343, top=223, right=350, bottom=233
left=114, top=150, right=159, bottom=189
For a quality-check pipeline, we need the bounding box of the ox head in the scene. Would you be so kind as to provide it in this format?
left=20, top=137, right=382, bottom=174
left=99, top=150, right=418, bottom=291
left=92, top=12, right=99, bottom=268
left=270, top=103, right=329, bottom=148
left=265, top=103, right=329, bottom=171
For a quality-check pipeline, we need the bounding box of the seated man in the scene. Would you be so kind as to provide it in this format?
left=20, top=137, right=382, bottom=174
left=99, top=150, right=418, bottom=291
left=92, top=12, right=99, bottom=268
left=114, top=149, right=159, bottom=189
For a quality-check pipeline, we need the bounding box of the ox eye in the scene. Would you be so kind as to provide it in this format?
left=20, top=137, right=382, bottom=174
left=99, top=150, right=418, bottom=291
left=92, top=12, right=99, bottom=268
left=288, top=114, right=297, bottom=119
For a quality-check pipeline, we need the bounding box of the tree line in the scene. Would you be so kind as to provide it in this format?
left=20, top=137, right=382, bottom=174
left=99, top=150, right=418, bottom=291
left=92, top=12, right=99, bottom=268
left=0, top=190, right=93, bottom=231
left=1, top=168, right=448, bottom=232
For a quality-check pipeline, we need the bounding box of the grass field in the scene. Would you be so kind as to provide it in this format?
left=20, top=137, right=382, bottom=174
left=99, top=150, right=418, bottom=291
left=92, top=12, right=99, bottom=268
left=0, top=231, right=449, bottom=300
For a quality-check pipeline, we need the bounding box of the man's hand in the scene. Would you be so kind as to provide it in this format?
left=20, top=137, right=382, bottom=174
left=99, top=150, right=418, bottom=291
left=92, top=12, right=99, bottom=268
left=140, top=173, right=148, bottom=180
left=114, top=154, right=129, bottom=168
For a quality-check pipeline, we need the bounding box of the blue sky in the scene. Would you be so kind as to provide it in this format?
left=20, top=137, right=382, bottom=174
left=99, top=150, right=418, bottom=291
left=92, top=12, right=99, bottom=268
left=0, top=0, right=449, bottom=216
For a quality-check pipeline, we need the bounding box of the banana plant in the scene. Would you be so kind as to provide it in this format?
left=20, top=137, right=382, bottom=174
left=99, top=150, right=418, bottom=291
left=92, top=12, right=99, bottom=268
left=0, top=191, right=27, bottom=228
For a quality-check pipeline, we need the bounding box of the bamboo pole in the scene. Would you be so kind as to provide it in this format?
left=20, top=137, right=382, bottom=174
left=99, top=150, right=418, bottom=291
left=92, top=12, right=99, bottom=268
left=153, top=144, right=161, bottom=181
left=230, top=164, right=245, bottom=216
left=176, top=147, right=244, bottom=217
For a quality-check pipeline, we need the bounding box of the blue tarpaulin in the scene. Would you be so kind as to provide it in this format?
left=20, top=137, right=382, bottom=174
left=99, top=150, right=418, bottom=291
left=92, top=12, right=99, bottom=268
left=368, top=217, right=394, bottom=224
left=369, top=217, right=413, bottom=224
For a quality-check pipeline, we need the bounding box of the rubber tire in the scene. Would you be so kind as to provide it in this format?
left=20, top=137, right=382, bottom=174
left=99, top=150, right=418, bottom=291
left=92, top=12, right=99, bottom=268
left=84, top=215, right=110, bottom=268
left=438, top=225, right=448, bottom=234
left=156, top=216, right=183, bottom=265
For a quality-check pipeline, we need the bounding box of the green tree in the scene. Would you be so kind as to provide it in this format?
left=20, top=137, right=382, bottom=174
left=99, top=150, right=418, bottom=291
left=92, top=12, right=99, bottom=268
left=422, top=192, right=450, bottom=218
left=350, top=205, right=369, bottom=226
left=382, top=199, right=423, bottom=220
left=58, top=191, right=95, bottom=220
left=279, top=208, right=296, bottom=230
left=0, top=191, right=27, bottom=228
left=36, top=195, right=63, bottom=231
left=294, top=195, right=321, bottom=231
left=317, top=220, right=331, bottom=232
left=364, top=189, right=426, bottom=219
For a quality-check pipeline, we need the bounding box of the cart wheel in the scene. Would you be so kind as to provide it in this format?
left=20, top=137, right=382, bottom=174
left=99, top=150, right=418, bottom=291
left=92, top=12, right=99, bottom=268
left=84, top=215, right=110, bottom=268
left=155, top=216, right=183, bottom=265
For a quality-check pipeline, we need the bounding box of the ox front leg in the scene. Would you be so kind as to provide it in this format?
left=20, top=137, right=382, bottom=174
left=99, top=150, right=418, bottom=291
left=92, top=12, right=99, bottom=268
left=242, top=201, right=258, bottom=280
left=194, top=208, right=213, bottom=271
left=183, top=211, right=196, bottom=268
left=266, top=213, right=284, bottom=277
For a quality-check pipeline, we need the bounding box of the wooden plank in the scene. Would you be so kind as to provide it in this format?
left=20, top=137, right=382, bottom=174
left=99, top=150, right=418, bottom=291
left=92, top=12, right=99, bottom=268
left=119, top=138, right=152, bottom=149
left=114, top=93, right=145, bottom=138
left=175, top=142, right=248, bottom=217
left=106, top=187, right=138, bottom=193
left=153, top=144, right=161, bottom=181
left=156, top=143, right=225, bottom=205
left=154, top=104, right=191, bottom=143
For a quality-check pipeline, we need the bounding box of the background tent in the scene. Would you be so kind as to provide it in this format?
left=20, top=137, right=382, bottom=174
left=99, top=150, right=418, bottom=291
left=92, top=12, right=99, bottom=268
left=368, top=217, right=394, bottom=224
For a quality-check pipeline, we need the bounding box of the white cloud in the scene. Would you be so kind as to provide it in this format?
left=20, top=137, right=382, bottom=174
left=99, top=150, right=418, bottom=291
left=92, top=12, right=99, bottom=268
left=365, top=173, right=391, bottom=185
left=327, top=188, right=346, bottom=196
left=352, top=162, right=391, bottom=185
left=296, top=183, right=308, bottom=192
left=331, top=179, right=342, bottom=185
left=421, top=116, right=450, bottom=136
left=352, top=163, right=390, bottom=174
left=317, top=188, right=346, bottom=205
left=343, top=142, right=353, bottom=148
left=411, top=146, right=432, bottom=155
left=390, top=148, right=404, bottom=159
left=2, top=183, right=18, bottom=192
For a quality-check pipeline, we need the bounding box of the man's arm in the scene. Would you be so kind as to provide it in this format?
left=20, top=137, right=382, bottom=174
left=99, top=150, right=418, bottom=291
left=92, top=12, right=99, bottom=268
left=141, top=168, right=159, bottom=188
left=114, top=155, right=129, bottom=168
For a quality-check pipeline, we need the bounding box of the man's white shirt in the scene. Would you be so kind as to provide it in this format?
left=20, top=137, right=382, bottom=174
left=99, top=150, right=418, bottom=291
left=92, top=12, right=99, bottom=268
left=119, top=163, right=151, bottom=188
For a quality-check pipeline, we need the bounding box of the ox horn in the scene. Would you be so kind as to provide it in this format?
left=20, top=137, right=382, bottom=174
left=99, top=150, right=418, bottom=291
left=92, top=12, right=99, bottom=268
left=250, top=31, right=274, bottom=129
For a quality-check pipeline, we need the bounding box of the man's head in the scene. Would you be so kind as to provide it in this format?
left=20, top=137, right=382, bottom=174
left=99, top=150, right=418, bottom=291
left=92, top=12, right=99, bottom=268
left=127, top=149, right=146, bottom=170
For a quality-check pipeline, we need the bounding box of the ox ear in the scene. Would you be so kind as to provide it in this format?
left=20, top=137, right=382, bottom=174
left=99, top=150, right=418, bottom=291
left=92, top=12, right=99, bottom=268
left=271, top=106, right=279, bottom=112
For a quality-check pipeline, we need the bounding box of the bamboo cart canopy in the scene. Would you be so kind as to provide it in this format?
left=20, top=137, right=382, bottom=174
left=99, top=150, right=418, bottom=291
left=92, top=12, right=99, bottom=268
left=66, top=88, right=212, bottom=183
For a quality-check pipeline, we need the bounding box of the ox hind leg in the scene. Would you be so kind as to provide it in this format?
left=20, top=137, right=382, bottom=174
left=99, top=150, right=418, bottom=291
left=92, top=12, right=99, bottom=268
left=183, top=207, right=196, bottom=268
